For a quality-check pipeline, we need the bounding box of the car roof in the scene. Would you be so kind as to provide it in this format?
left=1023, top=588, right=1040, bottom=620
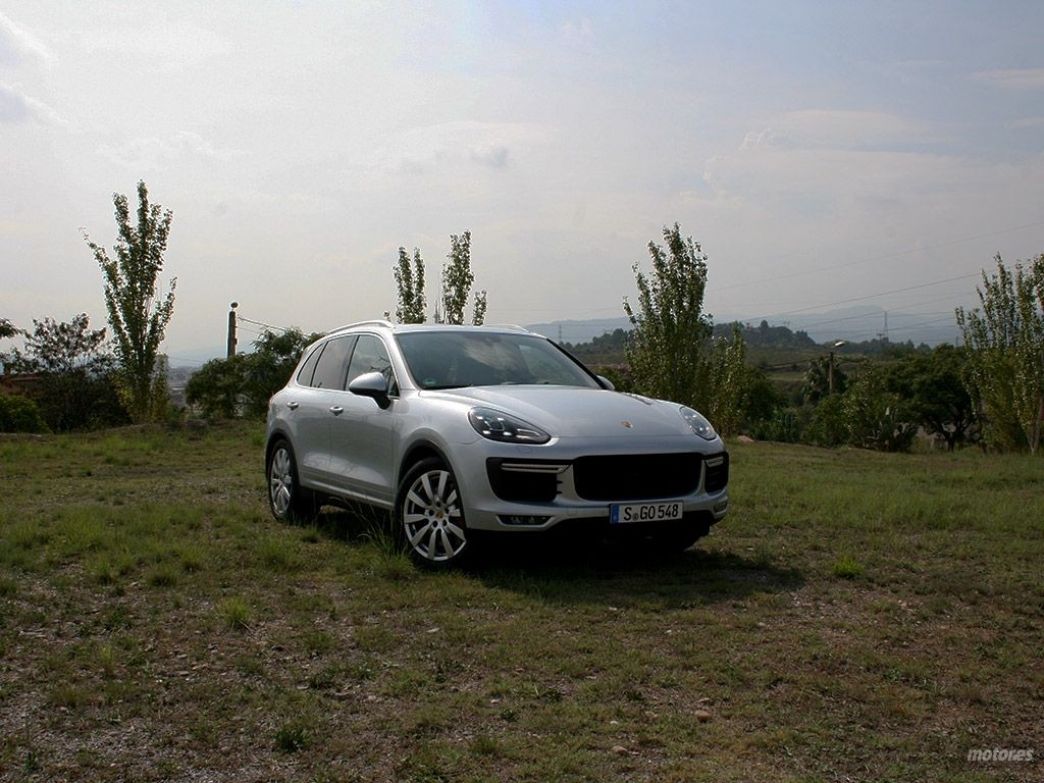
left=323, top=320, right=545, bottom=338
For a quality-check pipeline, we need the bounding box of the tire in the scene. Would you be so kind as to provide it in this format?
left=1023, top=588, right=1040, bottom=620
left=266, top=439, right=318, bottom=524
left=397, top=457, right=471, bottom=567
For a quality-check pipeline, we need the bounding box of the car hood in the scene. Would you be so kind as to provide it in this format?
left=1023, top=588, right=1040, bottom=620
left=421, top=386, right=695, bottom=439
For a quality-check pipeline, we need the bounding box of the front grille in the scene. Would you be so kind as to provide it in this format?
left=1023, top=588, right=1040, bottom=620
left=486, top=459, right=566, bottom=503
left=572, top=453, right=702, bottom=501
left=704, top=452, right=729, bottom=493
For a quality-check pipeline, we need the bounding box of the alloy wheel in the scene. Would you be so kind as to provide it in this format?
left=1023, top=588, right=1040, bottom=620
left=402, top=469, right=467, bottom=562
left=269, top=446, right=293, bottom=517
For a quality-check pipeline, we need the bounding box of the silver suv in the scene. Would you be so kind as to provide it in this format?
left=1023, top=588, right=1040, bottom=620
left=265, top=321, right=729, bottom=566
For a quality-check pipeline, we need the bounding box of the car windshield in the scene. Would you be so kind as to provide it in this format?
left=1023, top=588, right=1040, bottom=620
left=396, top=331, right=601, bottom=390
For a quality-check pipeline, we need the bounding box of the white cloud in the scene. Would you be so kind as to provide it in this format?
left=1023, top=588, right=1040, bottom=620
left=0, top=82, right=29, bottom=122
left=560, top=17, right=596, bottom=50
left=98, top=131, right=247, bottom=169
left=741, top=109, right=929, bottom=152
left=0, top=11, right=55, bottom=66
left=362, top=121, right=551, bottom=176
left=0, top=81, right=64, bottom=125
left=67, top=19, right=228, bottom=70
left=973, top=68, right=1044, bottom=90
left=1010, top=116, right=1044, bottom=129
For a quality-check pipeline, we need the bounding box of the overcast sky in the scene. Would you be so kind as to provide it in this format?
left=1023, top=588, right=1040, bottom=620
left=2, top=1, right=1043, bottom=361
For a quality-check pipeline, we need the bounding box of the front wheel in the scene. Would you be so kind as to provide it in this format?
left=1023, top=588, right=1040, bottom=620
left=397, top=458, right=471, bottom=567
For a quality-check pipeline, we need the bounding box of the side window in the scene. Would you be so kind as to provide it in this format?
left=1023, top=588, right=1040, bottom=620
left=311, top=336, right=356, bottom=390
left=296, top=344, right=323, bottom=386
left=346, top=335, right=396, bottom=392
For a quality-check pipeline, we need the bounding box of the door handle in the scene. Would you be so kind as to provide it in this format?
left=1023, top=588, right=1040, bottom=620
left=329, top=406, right=344, bottom=415
left=286, top=401, right=299, bottom=410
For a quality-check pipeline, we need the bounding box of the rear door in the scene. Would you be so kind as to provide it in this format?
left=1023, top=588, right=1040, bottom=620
left=296, top=335, right=355, bottom=488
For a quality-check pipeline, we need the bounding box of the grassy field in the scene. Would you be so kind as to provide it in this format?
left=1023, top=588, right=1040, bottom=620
left=1, top=424, right=1041, bottom=782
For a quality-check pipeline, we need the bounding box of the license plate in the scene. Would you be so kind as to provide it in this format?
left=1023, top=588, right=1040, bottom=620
left=610, top=501, right=684, bottom=524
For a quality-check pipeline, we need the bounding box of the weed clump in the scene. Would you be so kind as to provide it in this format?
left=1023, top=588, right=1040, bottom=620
left=218, top=597, right=252, bottom=630
left=274, top=720, right=312, bottom=753
left=833, top=555, right=864, bottom=579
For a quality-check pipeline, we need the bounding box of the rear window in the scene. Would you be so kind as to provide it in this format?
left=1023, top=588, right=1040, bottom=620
left=296, top=344, right=323, bottom=386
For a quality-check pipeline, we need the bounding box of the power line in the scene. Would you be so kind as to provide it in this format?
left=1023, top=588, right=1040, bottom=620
left=237, top=315, right=289, bottom=333
left=488, top=217, right=1043, bottom=318
left=165, top=355, right=206, bottom=367
left=715, top=217, right=1044, bottom=293
left=746, top=271, right=982, bottom=322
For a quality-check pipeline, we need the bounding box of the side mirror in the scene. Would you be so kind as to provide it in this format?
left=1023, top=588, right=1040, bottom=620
left=596, top=375, right=615, bottom=391
left=348, top=371, right=391, bottom=408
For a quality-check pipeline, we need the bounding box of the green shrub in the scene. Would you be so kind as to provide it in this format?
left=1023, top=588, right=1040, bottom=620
left=0, top=394, right=49, bottom=434
left=803, top=395, right=848, bottom=448
left=845, top=370, right=918, bottom=452
left=749, top=408, right=802, bottom=443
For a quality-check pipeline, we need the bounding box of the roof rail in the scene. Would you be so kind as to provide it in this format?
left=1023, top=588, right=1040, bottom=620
left=326, top=319, right=394, bottom=335
left=483, top=323, right=529, bottom=332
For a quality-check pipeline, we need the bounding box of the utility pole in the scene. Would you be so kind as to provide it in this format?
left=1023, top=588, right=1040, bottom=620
left=227, top=302, right=238, bottom=358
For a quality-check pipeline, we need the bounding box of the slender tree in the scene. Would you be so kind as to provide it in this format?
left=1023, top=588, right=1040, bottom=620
left=623, top=224, right=749, bottom=434
left=84, top=181, right=176, bottom=422
left=472, top=289, right=487, bottom=327
left=442, top=231, right=487, bottom=325
left=956, top=253, right=1044, bottom=453
left=394, top=247, right=427, bottom=324
left=624, top=224, right=714, bottom=408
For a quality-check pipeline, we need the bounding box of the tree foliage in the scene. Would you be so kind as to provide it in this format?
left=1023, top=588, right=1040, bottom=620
left=185, top=354, right=250, bottom=419
left=186, top=328, right=322, bottom=419
left=843, top=367, right=918, bottom=453
left=624, top=224, right=713, bottom=408
left=84, top=181, right=176, bottom=422
left=2, top=314, right=107, bottom=374
left=394, top=248, right=427, bottom=324
left=0, top=393, right=49, bottom=434
left=801, top=356, right=848, bottom=404
left=956, top=254, right=1044, bottom=453
left=244, top=329, right=323, bottom=417
left=393, top=232, right=488, bottom=325
left=882, top=345, right=975, bottom=450
left=0, top=318, right=17, bottom=340
left=623, top=224, right=748, bottom=433
left=0, top=314, right=128, bottom=431
left=441, top=231, right=486, bottom=326
left=707, top=326, right=749, bottom=435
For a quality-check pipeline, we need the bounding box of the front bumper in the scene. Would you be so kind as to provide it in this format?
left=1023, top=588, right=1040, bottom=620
left=451, top=440, right=729, bottom=533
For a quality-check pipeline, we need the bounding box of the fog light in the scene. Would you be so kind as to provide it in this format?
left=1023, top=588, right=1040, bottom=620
left=499, top=514, right=550, bottom=526
left=713, top=500, right=728, bottom=514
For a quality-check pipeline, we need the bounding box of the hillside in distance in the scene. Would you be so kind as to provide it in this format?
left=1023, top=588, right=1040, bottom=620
left=528, top=305, right=960, bottom=348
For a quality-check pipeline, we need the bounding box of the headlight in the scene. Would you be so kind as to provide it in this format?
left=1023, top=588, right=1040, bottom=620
left=469, top=407, right=550, bottom=444
left=680, top=406, right=717, bottom=440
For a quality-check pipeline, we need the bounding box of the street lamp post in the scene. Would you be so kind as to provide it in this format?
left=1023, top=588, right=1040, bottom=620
left=829, top=340, right=846, bottom=395
left=227, top=302, right=239, bottom=358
